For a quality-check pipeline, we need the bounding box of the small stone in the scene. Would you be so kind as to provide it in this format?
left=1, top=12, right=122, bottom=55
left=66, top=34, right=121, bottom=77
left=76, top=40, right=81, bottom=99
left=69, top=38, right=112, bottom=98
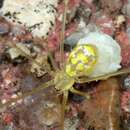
left=64, top=118, right=79, bottom=130
left=36, top=103, right=61, bottom=126
left=126, top=25, right=130, bottom=41
left=30, top=53, right=50, bottom=77
left=100, top=0, right=123, bottom=14
left=1, top=99, right=7, bottom=104
left=114, top=14, right=126, bottom=28
left=3, top=113, right=13, bottom=124
left=121, top=91, right=130, bottom=113
left=76, top=2, right=92, bottom=24
left=124, top=76, right=130, bottom=90
left=0, top=22, right=10, bottom=34
left=123, top=0, right=130, bottom=18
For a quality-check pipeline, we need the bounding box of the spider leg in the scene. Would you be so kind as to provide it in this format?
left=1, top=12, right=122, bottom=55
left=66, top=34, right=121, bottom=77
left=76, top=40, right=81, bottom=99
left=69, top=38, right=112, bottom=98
left=48, top=52, right=58, bottom=71
left=60, top=0, right=69, bottom=69
left=0, top=79, right=54, bottom=109
left=76, top=67, right=130, bottom=83
left=61, top=90, right=68, bottom=130
left=70, top=87, right=90, bottom=99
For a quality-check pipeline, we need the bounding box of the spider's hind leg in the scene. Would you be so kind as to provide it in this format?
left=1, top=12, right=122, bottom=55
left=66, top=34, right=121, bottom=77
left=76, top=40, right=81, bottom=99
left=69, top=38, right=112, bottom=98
left=70, top=87, right=90, bottom=99
left=61, top=91, right=68, bottom=130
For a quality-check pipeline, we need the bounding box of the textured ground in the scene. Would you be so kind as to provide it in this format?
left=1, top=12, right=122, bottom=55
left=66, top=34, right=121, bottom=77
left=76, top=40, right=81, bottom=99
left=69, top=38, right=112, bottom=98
left=0, top=0, right=130, bottom=130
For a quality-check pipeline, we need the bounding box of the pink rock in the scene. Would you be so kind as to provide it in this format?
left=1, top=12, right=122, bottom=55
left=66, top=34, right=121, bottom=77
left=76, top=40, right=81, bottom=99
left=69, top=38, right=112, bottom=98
left=116, top=31, right=130, bottom=46
left=57, top=0, right=81, bottom=14
left=121, top=91, right=130, bottom=113
left=94, top=13, right=115, bottom=36
left=83, top=0, right=96, bottom=12
left=121, top=45, right=130, bottom=67
left=100, top=0, right=123, bottom=14
left=3, top=113, right=13, bottom=124
left=65, top=22, right=78, bottom=37
left=47, top=19, right=78, bottom=51
left=47, top=20, right=61, bottom=51
left=79, top=127, right=86, bottom=130
left=116, top=31, right=130, bottom=67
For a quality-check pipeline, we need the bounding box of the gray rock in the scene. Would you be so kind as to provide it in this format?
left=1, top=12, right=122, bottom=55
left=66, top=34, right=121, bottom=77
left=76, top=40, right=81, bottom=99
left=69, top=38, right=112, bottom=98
left=65, top=23, right=99, bottom=47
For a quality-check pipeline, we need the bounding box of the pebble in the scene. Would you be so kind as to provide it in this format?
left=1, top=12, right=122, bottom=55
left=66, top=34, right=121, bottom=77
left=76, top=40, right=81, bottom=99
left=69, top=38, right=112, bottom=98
left=124, top=76, right=130, bottom=90
left=0, top=22, right=10, bottom=34
left=123, top=0, right=130, bottom=18
left=100, top=0, right=123, bottom=14
left=65, top=23, right=99, bottom=47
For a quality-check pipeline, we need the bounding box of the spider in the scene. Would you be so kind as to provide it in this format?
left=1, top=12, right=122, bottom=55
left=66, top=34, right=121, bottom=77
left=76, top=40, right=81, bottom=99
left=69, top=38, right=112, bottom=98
left=2, top=37, right=130, bottom=130
left=1, top=0, right=130, bottom=130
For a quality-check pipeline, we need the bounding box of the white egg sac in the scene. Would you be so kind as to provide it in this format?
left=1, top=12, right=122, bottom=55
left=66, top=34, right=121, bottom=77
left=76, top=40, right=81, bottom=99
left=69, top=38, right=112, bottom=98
left=78, top=32, right=122, bottom=77
left=0, top=0, right=58, bottom=38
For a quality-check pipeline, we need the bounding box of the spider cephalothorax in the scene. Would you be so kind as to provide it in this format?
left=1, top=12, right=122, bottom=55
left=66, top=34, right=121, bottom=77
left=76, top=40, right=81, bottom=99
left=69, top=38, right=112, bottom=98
left=54, top=44, right=98, bottom=92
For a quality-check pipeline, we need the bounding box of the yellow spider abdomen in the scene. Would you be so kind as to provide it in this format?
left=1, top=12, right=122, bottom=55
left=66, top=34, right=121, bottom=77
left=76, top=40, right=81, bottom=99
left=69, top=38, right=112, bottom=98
left=66, top=44, right=98, bottom=77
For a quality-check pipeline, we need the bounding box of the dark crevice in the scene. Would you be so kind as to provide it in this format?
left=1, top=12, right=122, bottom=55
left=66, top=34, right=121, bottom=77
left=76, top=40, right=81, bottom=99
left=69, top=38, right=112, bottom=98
left=0, top=0, right=4, bottom=8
